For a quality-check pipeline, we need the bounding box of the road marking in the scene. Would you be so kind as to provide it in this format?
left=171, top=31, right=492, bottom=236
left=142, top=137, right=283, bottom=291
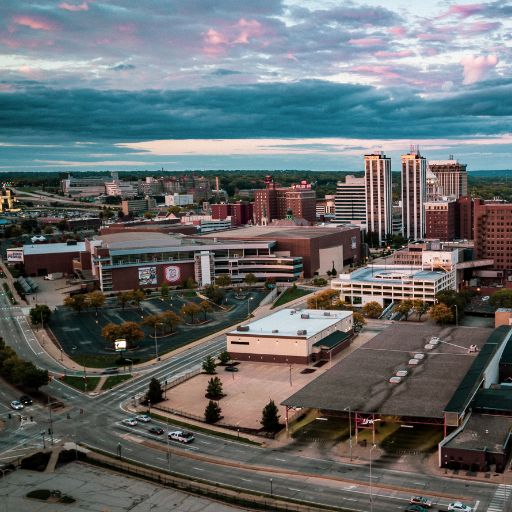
left=275, top=458, right=287, bottom=461
left=240, top=478, right=252, bottom=482
left=193, top=467, right=205, bottom=471
left=288, top=488, right=301, bottom=492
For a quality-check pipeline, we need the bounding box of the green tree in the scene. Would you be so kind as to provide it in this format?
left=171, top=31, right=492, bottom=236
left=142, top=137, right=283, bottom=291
left=29, top=304, right=52, bottom=326
left=353, top=312, right=366, bottom=331
left=393, top=300, right=414, bottom=320
left=260, top=400, right=281, bottom=432
left=85, top=290, right=106, bottom=314
left=146, top=377, right=163, bottom=404
left=215, top=274, right=232, bottom=287
left=204, top=400, right=222, bottom=424
left=412, top=300, right=429, bottom=321
left=490, top=289, right=512, bottom=308
left=202, top=355, right=217, bottom=374
left=181, top=302, right=201, bottom=323
left=199, top=300, right=212, bottom=320
left=244, top=273, right=258, bottom=287
left=218, top=350, right=231, bottom=365
left=362, top=301, right=383, bottom=319
left=312, top=277, right=327, bottom=287
left=42, top=225, right=54, bottom=235
left=63, top=294, right=86, bottom=313
left=430, top=303, right=454, bottom=324
left=206, top=376, right=224, bottom=400
left=118, top=321, right=144, bottom=348
left=160, top=311, right=181, bottom=333
left=203, top=284, right=225, bottom=305
left=160, top=283, right=169, bottom=300
left=14, top=362, right=48, bottom=390
left=116, top=292, right=131, bottom=310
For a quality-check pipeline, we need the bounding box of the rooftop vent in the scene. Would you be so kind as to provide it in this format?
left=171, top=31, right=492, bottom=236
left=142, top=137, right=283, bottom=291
left=323, top=312, right=331, bottom=316
left=297, top=329, right=307, bottom=336
left=237, top=325, right=250, bottom=332
left=301, top=313, right=310, bottom=319
left=424, top=344, right=435, bottom=350
left=272, top=329, right=279, bottom=333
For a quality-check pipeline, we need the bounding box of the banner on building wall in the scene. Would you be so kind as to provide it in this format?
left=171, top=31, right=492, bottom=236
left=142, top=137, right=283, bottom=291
left=138, top=266, right=157, bottom=285
left=164, top=265, right=181, bottom=283
left=6, top=249, right=24, bottom=262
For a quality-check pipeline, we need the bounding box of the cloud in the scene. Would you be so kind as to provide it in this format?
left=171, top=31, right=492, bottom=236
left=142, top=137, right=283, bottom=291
left=12, top=15, right=56, bottom=31
left=59, top=2, right=89, bottom=12
left=460, top=54, right=499, bottom=84
left=210, top=68, right=242, bottom=76
left=111, top=63, right=136, bottom=71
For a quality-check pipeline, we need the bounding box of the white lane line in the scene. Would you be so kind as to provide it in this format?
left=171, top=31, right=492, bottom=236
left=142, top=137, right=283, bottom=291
left=193, top=467, right=205, bottom=472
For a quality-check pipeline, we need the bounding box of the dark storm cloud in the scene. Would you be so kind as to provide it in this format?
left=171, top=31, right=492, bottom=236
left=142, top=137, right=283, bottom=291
left=0, top=79, right=511, bottom=143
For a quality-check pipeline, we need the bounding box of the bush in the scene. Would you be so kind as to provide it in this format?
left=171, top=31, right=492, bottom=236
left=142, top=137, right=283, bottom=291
left=27, top=489, right=51, bottom=500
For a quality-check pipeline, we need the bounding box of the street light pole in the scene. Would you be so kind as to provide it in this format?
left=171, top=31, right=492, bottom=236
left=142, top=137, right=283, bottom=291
left=344, top=406, right=353, bottom=461
left=289, top=364, right=292, bottom=387
left=454, top=304, right=458, bottom=327
left=269, top=478, right=273, bottom=497
left=154, top=322, right=163, bottom=360
left=369, top=444, right=377, bottom=512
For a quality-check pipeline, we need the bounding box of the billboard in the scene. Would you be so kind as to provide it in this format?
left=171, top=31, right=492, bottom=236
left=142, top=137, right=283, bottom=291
left=164, top=265, right=181, bottom=283
left=138, top=266, right=157, bottom=286
left=114, top=338, right=127, bottom=351
left=6, top=248, right=24, bottom=262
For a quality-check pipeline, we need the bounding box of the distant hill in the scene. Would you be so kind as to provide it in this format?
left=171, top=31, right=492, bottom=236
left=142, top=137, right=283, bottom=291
left=469, top=170, right=512, bottom=177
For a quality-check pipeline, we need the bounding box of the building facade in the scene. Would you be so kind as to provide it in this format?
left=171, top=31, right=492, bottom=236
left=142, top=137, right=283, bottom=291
left=425, top=200, right=457, bottom=241
left=428, top=159, right=468, bottom=198
left=211, top=202, right=254, bottom=226
left=164, top=193, right=194, bottom=207
left=401, top=148, right=427, bottom=240
left=365, top=153, right=392, bottom=243
left=334, top=175, right=366, bottom=226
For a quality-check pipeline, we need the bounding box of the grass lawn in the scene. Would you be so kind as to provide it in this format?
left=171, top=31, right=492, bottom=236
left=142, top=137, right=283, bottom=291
left=102, top=374, right=132, bottom=390
left=63, top=376, right=100, bottom=392
left=272, top=287, right=312, bottom=308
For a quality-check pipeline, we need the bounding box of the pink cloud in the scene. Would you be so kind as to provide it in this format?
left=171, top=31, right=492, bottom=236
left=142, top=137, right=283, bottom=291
left=59, top=2, right=89, bottom=11
left=233, top=18, right=263, bottom=44
left=202, top=18, right=264, bottom=56
left=12, top=15, right=56, bottom=31
left=352, top=65, right=403, bottom=81
left=348, top=37, right=383, bottom=47
left=444, top=3, right=485, bottom=18
left=465, top=21, right=501, bottom=34
left=204, top=28, right=229, bottom=46
left=389, top=26, right=406, bottom=37
left=374, top=50, right=413, bottom=59
left=460, top=54, right=499, bottom=84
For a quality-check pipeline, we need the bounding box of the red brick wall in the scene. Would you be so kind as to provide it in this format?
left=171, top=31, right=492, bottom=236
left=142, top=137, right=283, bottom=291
left=25, top=251, right=82, bottom=276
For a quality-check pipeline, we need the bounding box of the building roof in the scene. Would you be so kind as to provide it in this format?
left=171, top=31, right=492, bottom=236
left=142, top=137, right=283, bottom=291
left=443, top=414, right=512, bottom=454
left=23, top=242, right=86, bottom=255
left=228, top=309, right=352, bottom=340
left=282, top=323, right=492, bottom=419
left=445, top=326, right=512, bottom=414
left=313, top=330, right=351, bottom=349
left=472, top=388, right=512, bottom=413
left=335, top=265, right=450, bottom=284
left=200, top=225, right=357, bottom=240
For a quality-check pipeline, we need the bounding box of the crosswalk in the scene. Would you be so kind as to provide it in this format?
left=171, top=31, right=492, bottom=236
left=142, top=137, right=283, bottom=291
left=487, top=484, right=512, bottom=512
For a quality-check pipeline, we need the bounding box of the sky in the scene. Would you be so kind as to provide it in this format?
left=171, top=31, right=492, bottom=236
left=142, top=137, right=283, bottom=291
left=0, top=0, right=511, bottom=173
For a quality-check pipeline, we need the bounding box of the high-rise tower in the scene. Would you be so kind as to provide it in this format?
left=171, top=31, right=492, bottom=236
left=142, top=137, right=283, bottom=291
left=428, top=158, right=468, bottom=198
left=401, top=146, right=426, bottom=240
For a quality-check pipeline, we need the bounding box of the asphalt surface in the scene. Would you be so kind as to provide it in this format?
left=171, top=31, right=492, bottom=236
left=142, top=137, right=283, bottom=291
left=0, top=286, right=505, bottom=512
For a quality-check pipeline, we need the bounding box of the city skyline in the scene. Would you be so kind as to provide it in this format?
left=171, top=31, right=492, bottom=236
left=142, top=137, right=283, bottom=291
left=0, top=0, right=511, bottom=172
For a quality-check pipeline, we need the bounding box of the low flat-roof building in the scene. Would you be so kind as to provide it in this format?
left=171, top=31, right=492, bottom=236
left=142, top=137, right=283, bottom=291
left=331, top=265, right=456, bottom=306
left=227, top=308, right=353, bottom=364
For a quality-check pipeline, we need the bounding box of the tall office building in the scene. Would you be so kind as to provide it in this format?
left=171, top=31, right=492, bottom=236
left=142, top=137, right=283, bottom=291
left=428, top=159, right=468, bottom=198
left=401, top=147, right=427, bottom=240
left=364, top=152, right=392, bottom=244
left=334, top=175, right=366, bottom=225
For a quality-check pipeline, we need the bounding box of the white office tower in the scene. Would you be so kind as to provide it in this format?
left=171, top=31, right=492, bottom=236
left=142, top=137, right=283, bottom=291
left=364, top=152, right=392, bottom=244
left=334, top=175, right=366, bottom=226
left=428, top=158, right=468, bottom=199
left=401, top=146, right=426, bottom=240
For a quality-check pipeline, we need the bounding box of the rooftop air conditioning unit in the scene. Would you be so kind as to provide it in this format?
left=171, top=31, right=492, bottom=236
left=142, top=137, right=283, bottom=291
left=323, top=312, right=331, bottom=316
left=297, top=329, right=307, bottom=336
left=272, top=329, right=279, bottom=333
left=237, top=325, right=250, bottom=332
left=301, top=313, right=310, bottom=319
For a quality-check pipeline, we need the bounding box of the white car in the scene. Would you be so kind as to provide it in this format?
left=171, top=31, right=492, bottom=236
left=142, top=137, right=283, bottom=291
left=448, top=502, right=472, bottom=512
left=135, top=414, right=151, bottom=423
left=481, top=296, right=490, bottom=302
left=122, top=418, right=138, bottom=427
left=168, top=430, right=195, bottom=443
left=10, top=400, right=24, bottom=410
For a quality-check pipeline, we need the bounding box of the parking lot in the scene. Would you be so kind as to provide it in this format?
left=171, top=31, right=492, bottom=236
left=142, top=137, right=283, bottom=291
left=50, top=289, right=267, bottom=365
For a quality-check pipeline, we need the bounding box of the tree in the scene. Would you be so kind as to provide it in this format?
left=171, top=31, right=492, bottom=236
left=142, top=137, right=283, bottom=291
left=202, top=355, right=217, bottom=374
left=490, top=289, right=512, bottom=308
left=206, top=376, right=224, bottom=399
left=181, top=302, right=201, bottom=323
left=160, top=311, right=181, bottom=333
left=118, top=322, right=144, bottom=348
left=29, top=304, right=52, bottom=326
left=130, top=289, right=145, bottom=307
left=218, top=350, right=231, bottom=365
left=64, top=294, right=86, bottom=313
left=430, top=303, right=454, bottom=324
left=312, top=277, right=328, bottom=287
left=14, top=362, right=48, bottom=390
left=393, top=300, right=414, bottom=320
left=306, top=289, right=338, bottom=309
left=215, top=274, right=232, bottom=287
left=362, top=301, right=383, bottom=319
left=43, top=225, right=54, bottom=235
left=116, top=292, right=131, bottom=310
left=199, top=300, right=212, bottom=320
left=101, top=323, right=122, bottom=345
left=203, top=284, right=225, bottom=305
left=353, top=312, right=366, bottom=331
left=85, top=291, right=106, bottom=314
left=204, top=400, right=222, bottom=424
left=160, top=283, right=169, bottom=300
left=412, top=300, right=429, bottom=321
left=184, top=277, right=197, bottom=289
left=141, top=314, right=162, bottom=332
left=244, top=273, right=258, bottom=287
left=146, top=377, right=163, bottom=404
left=260, top=400, right=281, bottom=432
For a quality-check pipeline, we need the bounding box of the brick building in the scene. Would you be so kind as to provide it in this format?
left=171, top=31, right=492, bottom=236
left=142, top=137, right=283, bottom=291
left=425, top=200, right=456, bottom=241
left=211, top=202, right=253, bottom=226
left=457, top=196, right=475, bottom=240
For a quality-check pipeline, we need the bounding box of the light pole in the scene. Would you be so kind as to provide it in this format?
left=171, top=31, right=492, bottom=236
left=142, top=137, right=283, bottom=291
left=247, top=296, right=253, bottom=318
left=453, top=304, right=458, bottom=327
left=369, top=444, right=377, bottom=512
left=166, top=415, right=171, bottom=473
left=344, top=406, right=352, bottom=461
left=154, top=322, right=163, bottom=360
left=269, top=478, right=273, bottom=497
left=41, top=431, right=46, bottom=449
left=47, top=397, right=54, bottom=445
left=289, top=364, right=292, bottom=387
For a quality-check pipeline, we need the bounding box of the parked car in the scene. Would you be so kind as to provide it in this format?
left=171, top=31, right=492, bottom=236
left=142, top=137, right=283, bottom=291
left=136, top=414, right=151, bottom=423
left=448, top=502, right=472, bottom=512
left=149, top=427, right=164, bottom=436
left=405, top=506, right=428, bottom=512
left=19, top=395, right=33, bottom=405
left=168, top=430, right=195, bottom=443
left=409, top=496, right=432, bottom=508
left=224, top=365, right=239, bottom=372
left=122, top=418, right=138, bottom=426
left=481, top=296, right=490, bottom=302
left=10, top=400, right=23, bottom=410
